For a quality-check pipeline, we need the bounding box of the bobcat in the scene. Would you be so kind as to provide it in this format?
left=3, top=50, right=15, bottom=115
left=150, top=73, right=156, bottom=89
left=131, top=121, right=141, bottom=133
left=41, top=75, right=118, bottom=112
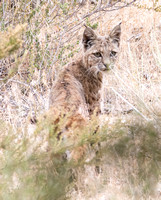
left=49, top=23, right=121, bottom=160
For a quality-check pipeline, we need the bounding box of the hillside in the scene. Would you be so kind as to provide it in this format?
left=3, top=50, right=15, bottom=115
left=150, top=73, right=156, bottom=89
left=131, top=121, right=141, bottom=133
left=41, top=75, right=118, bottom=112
left=0, top=0, right=161, bottom=199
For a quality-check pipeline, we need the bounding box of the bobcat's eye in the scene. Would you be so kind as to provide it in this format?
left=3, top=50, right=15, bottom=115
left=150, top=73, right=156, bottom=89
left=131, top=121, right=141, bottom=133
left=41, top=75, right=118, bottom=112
left=93, top=52, right=102, bottom=58
left=110, top=51, right=117, bottom=57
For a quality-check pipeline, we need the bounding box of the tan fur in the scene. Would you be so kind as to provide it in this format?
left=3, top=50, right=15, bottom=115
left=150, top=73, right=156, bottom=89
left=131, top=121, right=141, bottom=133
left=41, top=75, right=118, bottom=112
left=49, top=24, right=121, bottom=160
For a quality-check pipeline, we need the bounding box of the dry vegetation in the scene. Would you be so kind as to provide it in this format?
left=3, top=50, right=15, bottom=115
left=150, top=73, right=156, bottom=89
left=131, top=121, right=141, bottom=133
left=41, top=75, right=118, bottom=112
left=1, top=0, right=161, bottom=199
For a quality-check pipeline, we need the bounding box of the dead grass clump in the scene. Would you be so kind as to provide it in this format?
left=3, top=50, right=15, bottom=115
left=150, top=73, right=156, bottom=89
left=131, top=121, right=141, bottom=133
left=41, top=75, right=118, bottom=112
left=0, top=24, right=26, bottom=59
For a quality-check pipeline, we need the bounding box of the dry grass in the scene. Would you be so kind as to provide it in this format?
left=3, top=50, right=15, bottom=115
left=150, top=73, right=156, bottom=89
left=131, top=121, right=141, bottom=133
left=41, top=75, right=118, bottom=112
left=1, top=0, right=161, bottom=199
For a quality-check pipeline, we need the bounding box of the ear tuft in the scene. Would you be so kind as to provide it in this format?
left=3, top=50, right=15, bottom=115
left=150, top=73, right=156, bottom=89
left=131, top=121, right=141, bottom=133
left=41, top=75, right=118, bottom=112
left=109, top=23, right=121, bottom=46
left=82, top=26, right=97, bottom=50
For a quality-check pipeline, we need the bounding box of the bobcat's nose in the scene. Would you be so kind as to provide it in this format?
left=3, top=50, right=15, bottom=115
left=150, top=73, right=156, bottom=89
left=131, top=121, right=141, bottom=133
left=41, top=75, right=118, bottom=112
left=103, top=58, right=111, bottom=69
left=106, top=64, right=110, bottom=70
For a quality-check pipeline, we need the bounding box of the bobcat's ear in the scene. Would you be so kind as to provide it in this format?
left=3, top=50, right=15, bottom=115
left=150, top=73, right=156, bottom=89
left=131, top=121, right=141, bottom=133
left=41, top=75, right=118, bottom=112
left=82, top=26, right=97, bottom=51
left=109, top=23, right=121, bottom=46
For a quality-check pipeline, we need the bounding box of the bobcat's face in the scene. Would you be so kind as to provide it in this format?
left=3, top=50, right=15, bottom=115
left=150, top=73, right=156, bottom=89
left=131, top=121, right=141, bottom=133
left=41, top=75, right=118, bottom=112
left=82, top=24, right=121, bottom=76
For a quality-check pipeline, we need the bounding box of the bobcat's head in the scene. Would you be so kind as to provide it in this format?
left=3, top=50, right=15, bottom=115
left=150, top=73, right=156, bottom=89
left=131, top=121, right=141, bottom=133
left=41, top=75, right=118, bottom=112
left=82, top=23, right=121, bottom=76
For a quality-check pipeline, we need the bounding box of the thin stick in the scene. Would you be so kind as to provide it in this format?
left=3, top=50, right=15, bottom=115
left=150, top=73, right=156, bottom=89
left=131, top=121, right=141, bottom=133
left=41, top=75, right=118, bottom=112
left=111, top=87, right=149, bottom=121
